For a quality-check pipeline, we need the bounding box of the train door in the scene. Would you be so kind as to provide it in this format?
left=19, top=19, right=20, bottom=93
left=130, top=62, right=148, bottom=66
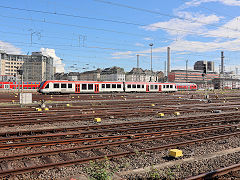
left=75, top=84, right=80, bottom=93
left=146, top=85, right=149, bottom=92
left=94, top=84, right=99, bottom=93
left=158, top=85, right=162, bottom=92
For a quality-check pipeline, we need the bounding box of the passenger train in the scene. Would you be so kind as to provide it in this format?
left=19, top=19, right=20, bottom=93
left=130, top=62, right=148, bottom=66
left=38, top=80, right=197, bottom=94
left=0, top=81, right=198, bottom=93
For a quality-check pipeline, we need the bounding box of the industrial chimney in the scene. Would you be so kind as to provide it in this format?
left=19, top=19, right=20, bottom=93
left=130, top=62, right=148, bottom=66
left=221, top=51, right=224, bottom=74
left=167, top=47, right=170, bottom=77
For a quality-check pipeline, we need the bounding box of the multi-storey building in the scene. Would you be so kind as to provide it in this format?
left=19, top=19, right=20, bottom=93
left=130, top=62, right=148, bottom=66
left=79, top=69, right=101, bottom=81
left=0, top=51, right=54, bottom=82
left=125, top=68, right=159, bottom=82
left=100, top=66, right=125, bottom=82
left=168, top=70, right=218, bottom=89
left=22, top=52, right=54, bottom=82
left=194, top=61, right=215, bottom=72
left=0, top=50, right=24, bottom=76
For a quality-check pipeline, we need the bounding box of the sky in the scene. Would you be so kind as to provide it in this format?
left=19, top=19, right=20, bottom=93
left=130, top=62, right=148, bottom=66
left=0, top=0, right=240, bottom=73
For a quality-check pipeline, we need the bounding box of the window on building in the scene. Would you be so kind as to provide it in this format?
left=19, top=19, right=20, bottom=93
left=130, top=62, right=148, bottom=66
left=155, top=85, right=158, bottom=89
left=102, top=84, right=105, bottom=88
left=106, top=84, right=110, bottom=88
left=150, top=85, right=154, bottom=89
left=82, top=84, right=87, bottom=90
left=88, top=84, right=93, bottom=90
left=112, top=84, right=116, bottom=88
left=54, top=83, right=59, bottom=88
left=68, top=84, right=72, bottom=88
left=137, top=85, right=141, bottom=88
left=45, top=84, right=49, bottom=89
left=61, top=84, right=67, bottom=88
left=127, top=84, right=131, bottom=88
left=117, top=84, right=121, bottom=88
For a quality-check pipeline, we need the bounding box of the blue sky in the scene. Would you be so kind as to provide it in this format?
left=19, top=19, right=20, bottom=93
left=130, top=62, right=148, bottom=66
left=0, top=0, right=240, bottom=73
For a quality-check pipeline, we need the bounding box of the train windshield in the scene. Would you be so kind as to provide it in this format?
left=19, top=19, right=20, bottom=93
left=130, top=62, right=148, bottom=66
left=39, top=81, right=46, bottom=89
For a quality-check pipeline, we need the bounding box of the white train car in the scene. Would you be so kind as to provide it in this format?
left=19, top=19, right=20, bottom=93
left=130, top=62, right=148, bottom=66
left=39, top=80, right=124, bottom=94
left=38, top=80, right=176, bottom=94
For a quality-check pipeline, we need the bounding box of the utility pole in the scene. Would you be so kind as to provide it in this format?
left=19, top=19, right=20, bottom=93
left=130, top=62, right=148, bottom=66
left=137, top=54, right=140, bottom=82
left=186, top=60, right=188, bottom=83
left=149, top=43, right=153, bottom=82
left=167, top=47, right=171, bottom=82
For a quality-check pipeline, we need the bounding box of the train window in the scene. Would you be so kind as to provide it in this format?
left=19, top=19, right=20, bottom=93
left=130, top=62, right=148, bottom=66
left=133, top=84, right=136, bottom=88
left=54, top=83, right=59, bottom=88
left=102, top=84, right=105, bottom=88
left=13, top=87, right=15, bottom=89
left=155, top=85, right=158, bottom=89
left=150, top=85, right=154, bottom=89
left=163, top=85, right=166, bottom=88
left=170, top=85, right=173, bottom=88
left=82, top=84, right=87, bottom=90
left=117, top=84, right=121, bottom=88
left=33, top=87, right=36, bottom=89
left=106, top=84, right=110, bottom=88
left=45, top=84, right=49, bottom=89
left=24, top=87, right=27, bottom=89
left=127, top=84, right=131, bottom=88
left=142, top=85, right=144, bottom=88
left=88, top=84, right=93, bottom=90
left=166, top=85, right=169, bottom=88
left=68, top=84, right=72, bottom=88
left=61, top=84, right=67, bottom=88
left=137, top=85, right=140, bottom=88
left=112, top=84, right=116, bottom=88
left=28, top=87, right=31, bottom=89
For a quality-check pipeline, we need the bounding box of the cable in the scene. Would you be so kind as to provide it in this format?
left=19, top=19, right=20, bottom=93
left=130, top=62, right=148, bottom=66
left=93, top=0, right=240, bottom=33
left=0, top=13, right=237, bottom=40
left=0, top=3, right=239, bottom=38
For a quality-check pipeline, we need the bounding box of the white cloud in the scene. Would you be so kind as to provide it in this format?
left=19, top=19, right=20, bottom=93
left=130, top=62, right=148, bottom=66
left=143, top=37, right=153, bottom=41
left=184, top=0, right=240, bottom=7
left=0, top=41, right=21, bottom=54
left=206, top=16, right=240, bottom=39
left=111, top=51, right=133, bottom=56
left=40, top=48, right=65, bottom=73
left=135, top=43, right=145, bottom=47
left=142, top=12, right=221, bottom=36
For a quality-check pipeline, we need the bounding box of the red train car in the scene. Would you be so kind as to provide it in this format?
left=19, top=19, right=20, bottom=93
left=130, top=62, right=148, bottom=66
left=0, top=82, right=40, bottom=90
left=175, top=83, right=197, bottom=91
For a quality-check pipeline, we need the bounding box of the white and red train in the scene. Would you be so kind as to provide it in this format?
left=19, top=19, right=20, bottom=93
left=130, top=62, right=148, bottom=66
left=0, top=81, right=198, bottom=93
left=38, top=80, right=197, bottom=94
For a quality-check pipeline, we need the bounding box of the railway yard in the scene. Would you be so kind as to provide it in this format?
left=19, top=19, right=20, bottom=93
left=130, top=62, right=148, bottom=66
left=0, top=90, right=240, bottom=179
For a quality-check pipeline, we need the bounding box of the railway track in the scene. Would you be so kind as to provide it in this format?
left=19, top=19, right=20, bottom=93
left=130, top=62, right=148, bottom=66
left=186, top=163, right=240, bottom=180
left=0, top=130, right=239, bottom=177
left=1, top=111, right=240, bottom=136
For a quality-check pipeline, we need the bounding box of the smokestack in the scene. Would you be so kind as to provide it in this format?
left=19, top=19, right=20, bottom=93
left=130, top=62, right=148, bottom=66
left=167, top=47, right=170, bottom=77
left=221, top=51, right=224, bottom=74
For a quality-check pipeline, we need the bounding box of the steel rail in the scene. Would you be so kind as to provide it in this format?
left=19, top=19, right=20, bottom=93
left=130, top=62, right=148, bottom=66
left=1, top=111, right=239, bottom=137
left=0, top=124, right=236, bottom=147
left=0, top=131, right=239, bottom=177
left=186, top=163, right=240, bottom=180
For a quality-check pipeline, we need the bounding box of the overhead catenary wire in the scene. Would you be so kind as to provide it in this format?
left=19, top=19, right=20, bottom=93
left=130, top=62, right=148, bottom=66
left=0, top=5, right=239, bottom=40
left=93, top=0, right=240, bottom=33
